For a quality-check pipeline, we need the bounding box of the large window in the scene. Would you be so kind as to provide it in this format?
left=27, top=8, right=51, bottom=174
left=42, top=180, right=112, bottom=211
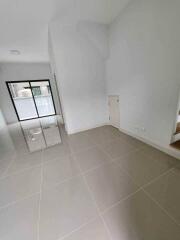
left=6, top=80, right=56, bottom=121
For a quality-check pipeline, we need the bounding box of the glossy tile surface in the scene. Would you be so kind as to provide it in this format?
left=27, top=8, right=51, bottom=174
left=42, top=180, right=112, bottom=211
left=42, top=155, right=80, bottom=189
left=42, top=143, right=71, bottom=162
left=0, top=121, right=179, bottom=240
left=74, top=146, right=111, bottom=173
left=99, top=138, right=136, bottom=159
left=103, top=190, right=180, bottom=240
left=86, top=126, right=121, bottom=145
left=142, top=145, right=177, bottom=165
left=115, top=150, right=176, bottom=186
left=67, top=132, right=95, bottom=153
left=85, top=162, right=139, bottom=211
left=39, top=176, right=98, bottom=240
left=0, top=194, right=39, bottom=240
left=4, top=151, right=43, bottom=176
left=0, top=167, right=41, bottom=208
left=145, top=168, right=180, bottom=224
left=63, top=218, right=110, bottom=240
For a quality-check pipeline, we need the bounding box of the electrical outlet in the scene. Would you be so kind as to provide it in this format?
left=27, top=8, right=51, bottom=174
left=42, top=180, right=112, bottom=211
left=134, top=126, right=146, bottom=132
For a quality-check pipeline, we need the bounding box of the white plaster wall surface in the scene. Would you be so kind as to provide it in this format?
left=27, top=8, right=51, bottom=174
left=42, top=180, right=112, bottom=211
left=107, top=0, right=180, bottom=148
left=49, top=22, right=109, bottom=134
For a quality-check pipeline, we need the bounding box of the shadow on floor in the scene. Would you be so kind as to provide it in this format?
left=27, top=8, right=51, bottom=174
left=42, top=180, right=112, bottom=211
left=171, top=140, right=180, bottom=150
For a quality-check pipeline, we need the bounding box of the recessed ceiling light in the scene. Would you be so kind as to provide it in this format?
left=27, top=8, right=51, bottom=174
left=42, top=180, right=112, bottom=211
left=10, top=50, right=21, bottom=55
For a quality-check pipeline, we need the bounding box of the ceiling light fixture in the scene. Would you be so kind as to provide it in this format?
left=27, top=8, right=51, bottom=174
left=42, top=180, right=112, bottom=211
left=10, top=50, right=21, bottom=55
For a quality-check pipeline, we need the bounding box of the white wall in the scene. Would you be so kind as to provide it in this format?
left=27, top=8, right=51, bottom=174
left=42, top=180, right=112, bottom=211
left=107, top=0, right=180, bottom=149
left=0, top=109, right=15, bottom=157
left=77, top=21, right=109, bottom=59
left=49, top=21, right=109, bottom=134
left=0, top=62, right=61, bottom=123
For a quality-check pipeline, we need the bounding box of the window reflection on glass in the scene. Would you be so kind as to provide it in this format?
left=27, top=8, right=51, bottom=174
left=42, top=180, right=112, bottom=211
left=8, top=82, right=38, bottom=120
left=21, top=116, right=62, bottom=152
left=30, top=81, right=55, bottom=117
left=7, top=80, right=56, bottom=121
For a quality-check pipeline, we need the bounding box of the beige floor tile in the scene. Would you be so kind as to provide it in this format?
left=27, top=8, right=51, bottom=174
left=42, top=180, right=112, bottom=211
left=0, top=155, right=13, bottom=178
left=8, top=123, right=28, bottom=149
left=142, top=145, right=177, bottom=165
left=99, top=139, right=136, bottom=159
left=103, top=190, right=180, bottom=240
left=144, top=168, right=180, bottom=224
left=103, top=125, right=120, bottom=134
left=62, top=218, right=110, bottom=240
left=1, top=121, right=180, bottom=240
left=0, top=194, right=39, bottom=240
left=74, top=146, right=111, bottom=173
left=85, top=162, right=139, bottom=211
left=42, top=143, right=71, bottom=162
left=86, top=126, right=121, bottom=145
left=118, top=133, right=147, bottom=149
left=42, top=155, right=80, bottom=189
left=0, top=167, right=41, bottom=208
left=39, top=176, right=98, bottom=240
left=115, top=151, right=174, bottom=186
left=67, top=132, right=95, bottom=153
left=5, top=150, right=43, bottom=176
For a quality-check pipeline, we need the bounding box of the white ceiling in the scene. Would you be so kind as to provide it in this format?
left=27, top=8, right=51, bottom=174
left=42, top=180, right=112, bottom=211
left=0, top=0, right=130, bottom=62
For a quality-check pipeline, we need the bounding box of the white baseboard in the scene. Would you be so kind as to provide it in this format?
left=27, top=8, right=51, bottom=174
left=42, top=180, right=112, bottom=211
left=67, top=122, right=109, bottom=135
left=172, top=133, right=180, bottom=142
left=66, top=122, right=180, bottom=160
left=118, top=127, right=180, bottom=160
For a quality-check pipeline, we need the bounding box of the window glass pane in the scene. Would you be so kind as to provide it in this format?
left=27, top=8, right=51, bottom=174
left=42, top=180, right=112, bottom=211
left=30, top=81, right=55, bottom=117
left=8, top=82, right=38, bottom=120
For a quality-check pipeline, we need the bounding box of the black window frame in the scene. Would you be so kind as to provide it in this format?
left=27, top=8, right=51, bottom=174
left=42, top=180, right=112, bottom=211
left=6, top=79, right=57, bottom=121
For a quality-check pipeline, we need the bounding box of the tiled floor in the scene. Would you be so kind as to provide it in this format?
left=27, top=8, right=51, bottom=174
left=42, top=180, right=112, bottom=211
left=0, top=122, right=180, bottom=240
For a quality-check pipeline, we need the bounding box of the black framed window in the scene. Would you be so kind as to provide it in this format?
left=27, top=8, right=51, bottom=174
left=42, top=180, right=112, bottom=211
left=6, top=80, right=56, bottom=121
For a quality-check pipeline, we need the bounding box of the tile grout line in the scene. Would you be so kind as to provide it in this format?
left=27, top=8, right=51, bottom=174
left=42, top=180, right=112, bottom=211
left=138, top=145, right=179, bottom=165
left=109, top=147, right=149, bottom=163
left=0, top=148, right=44, bottom=180
left=1, top=140, right=87, bottom=181
left=70, top=136, right=115, bottom=172
left=73, top=154, right=113, bottom=240
left=78, top=129, right=180, bottom=223
left=101, top=188, right=143, bottom=215
left=90, top=133, right=124, bottom=162
left=116, top=127, right=180, bottom=162
left=0, top=163, right=42, bottom=181
left=0, top=149, right=174, bottom=214
left=93, top=138, right=142, bottom=164
left=142, top=188, right=180, bottom=227
left=141, top=167, right=175, bottom=188
left=69, top=136, right=140, bottom=178
left=102, top=142, right=178, bottom=193
left=41, top=142, right=101, bottom=240
left=81, top=161, right=113, bottom=175
left=82, top=174, right=114, bottom=240
left=68, top=126, right=144, bottom=162
left=4, top=126, right=178, bottom=238
left=42, top=153, right=72, bottom=165
left=69, top=130, right=151, bottom=239
left=111, top=157, right=176, bottom=190
left=1, top=157, right=15, bottom=179
left=0, top=149, right=44, bottom=212
left=42, top=172, right=83, bottom=192
left=91, top=140, right=145, bottom=189
left=58, top=217, right=99, bottom=240
left=0, top=191, right=40, bottom=211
